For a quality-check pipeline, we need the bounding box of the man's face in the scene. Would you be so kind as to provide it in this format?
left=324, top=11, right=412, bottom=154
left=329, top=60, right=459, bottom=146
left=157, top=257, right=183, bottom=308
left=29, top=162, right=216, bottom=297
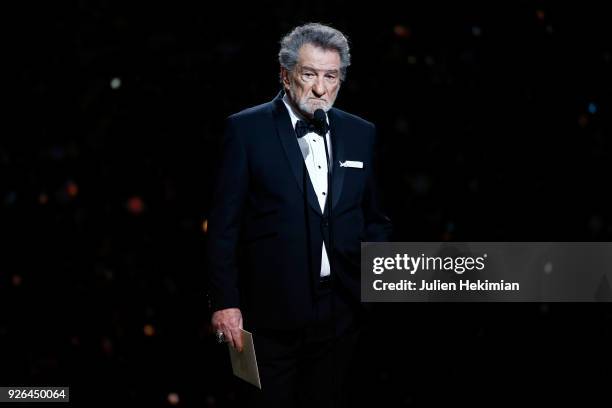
left=282, top=43, right=341, bottom=118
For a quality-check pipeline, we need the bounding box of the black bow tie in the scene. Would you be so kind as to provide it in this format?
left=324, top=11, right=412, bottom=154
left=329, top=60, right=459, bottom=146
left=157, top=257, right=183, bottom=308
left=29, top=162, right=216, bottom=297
left=295, top=119, right=328, bottom=138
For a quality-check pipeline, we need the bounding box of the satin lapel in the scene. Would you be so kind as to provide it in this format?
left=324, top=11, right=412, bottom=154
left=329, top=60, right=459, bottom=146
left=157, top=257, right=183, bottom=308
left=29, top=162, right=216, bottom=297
left=272, top=93, right=323, bottom=216
left=328, top=108, right=345, bottom=210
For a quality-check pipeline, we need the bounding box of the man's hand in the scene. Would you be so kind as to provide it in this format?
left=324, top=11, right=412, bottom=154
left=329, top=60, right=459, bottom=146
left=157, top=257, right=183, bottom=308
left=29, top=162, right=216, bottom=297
left=211, top=308, right=244, bottom=352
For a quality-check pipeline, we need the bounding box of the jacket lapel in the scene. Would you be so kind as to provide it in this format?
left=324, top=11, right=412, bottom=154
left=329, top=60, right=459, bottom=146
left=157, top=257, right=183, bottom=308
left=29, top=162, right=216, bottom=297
left=272, top=91, right=323, bottom=216
left=328, top=108, right=345, bottom=211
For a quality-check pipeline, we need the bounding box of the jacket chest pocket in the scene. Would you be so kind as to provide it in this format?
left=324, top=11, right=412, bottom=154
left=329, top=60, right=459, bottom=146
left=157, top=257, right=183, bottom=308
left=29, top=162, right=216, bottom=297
left=339, top=165, right=367, bottom=203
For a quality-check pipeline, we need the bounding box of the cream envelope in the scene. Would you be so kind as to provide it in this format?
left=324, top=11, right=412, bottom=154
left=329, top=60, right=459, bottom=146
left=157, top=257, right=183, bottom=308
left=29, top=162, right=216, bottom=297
left=228, top=329, right=262, bottom=389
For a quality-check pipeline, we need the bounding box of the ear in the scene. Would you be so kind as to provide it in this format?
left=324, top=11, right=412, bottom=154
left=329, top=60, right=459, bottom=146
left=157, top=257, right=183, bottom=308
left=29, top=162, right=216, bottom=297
left=280, top=67, right=291, bottom=91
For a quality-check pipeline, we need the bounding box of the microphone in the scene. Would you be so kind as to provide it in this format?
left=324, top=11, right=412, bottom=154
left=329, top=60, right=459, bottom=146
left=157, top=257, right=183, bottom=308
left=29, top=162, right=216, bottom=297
left=313, top=106, right=338, bottom=407
left=313, top=108, right=330, bottom=166
left=313, top=108, right=331, bottom=170
left=313, top=108, right=326, bottom=125
left=313, top=109, right=327, bottom=134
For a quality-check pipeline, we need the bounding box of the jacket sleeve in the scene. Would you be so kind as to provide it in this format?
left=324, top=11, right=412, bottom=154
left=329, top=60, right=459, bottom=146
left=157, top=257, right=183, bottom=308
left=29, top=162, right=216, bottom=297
left=362, top=124, right=393, bottom=242
left=206, top=117, right=248, bottom=312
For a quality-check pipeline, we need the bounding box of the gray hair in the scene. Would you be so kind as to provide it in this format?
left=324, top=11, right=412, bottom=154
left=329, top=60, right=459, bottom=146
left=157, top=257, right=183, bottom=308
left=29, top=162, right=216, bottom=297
left=278, top=23, right=351, bottom=82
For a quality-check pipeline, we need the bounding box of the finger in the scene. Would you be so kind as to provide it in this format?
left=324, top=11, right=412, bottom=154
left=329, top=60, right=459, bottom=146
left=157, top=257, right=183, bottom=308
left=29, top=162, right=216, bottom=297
left=224, top=329, right=234, bottom=348
left=230, top=326, right=243, bottom=352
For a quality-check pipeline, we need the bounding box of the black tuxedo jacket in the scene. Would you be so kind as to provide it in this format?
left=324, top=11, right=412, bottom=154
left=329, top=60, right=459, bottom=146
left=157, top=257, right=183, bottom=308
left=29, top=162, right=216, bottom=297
left=207, top=90, right=392, bottom=330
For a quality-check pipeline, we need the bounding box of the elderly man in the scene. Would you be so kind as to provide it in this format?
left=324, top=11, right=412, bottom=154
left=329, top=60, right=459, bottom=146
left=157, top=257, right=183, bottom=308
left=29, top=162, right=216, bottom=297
left=206, top=23, right=392, bottom=407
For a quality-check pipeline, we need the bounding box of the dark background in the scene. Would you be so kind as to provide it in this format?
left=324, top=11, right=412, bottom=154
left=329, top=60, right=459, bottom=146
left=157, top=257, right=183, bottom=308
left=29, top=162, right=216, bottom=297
left=3, top=1, right=611, bottom=406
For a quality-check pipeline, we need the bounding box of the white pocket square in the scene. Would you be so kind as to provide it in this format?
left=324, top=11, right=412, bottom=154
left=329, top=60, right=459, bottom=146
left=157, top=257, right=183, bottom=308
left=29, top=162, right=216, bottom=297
left=339, top=160, right=363, bottom=169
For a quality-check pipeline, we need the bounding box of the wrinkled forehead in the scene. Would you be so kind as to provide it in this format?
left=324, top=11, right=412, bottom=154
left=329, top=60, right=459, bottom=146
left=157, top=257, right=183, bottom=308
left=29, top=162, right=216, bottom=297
left=296, top=43, right=341, bottom=71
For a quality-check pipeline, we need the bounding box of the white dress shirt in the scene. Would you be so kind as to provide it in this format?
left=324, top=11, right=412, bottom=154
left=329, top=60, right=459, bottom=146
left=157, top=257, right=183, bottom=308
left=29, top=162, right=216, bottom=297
left=282, top=94, right=331, bottom=278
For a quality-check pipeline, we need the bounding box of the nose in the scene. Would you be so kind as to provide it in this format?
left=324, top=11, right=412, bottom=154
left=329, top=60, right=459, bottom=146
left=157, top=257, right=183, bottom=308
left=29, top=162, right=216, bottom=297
left=312, top=77, right=325, bottom=97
